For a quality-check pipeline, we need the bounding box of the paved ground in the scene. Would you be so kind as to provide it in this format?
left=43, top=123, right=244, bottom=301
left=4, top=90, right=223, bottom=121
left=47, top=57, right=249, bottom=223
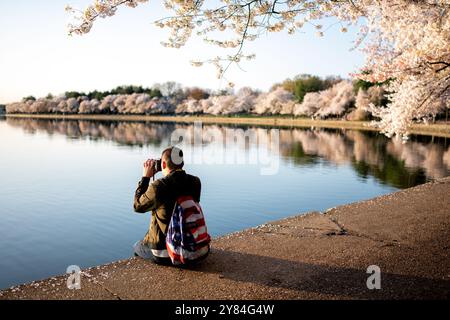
left=1, top=177, right=449, bottom=300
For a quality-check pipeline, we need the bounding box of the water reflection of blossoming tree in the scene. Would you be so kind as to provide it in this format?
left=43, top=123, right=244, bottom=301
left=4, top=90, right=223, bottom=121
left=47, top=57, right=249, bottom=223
left=6, top=118, right=450, bottom=188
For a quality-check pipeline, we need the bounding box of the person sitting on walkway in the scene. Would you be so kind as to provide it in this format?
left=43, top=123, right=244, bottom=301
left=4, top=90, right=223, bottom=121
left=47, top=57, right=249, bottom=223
left=133, top=146, right=208, bottom=265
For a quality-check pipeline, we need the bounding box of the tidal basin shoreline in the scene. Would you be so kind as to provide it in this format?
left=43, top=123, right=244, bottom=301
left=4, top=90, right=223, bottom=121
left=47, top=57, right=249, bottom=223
left=1, top=177, right=449, bottom=300
left=4, top=113, right=450, bottom=138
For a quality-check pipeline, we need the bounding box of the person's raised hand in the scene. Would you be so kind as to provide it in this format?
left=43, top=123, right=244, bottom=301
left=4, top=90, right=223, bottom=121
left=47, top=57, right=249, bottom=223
left=143, top=159, right=156, bottom=178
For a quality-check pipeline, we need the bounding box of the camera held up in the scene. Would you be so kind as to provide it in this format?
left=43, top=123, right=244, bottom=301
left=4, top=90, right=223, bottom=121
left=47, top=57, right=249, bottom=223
left=153, top=159, right=162, bottom=173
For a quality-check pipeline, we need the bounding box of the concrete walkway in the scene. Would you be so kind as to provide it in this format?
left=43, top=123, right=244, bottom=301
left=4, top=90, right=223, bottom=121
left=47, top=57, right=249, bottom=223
left=1, top=177, right=449, bottom=300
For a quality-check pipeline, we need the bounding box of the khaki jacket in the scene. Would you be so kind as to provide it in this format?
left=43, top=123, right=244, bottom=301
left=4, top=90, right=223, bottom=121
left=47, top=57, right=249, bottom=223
left=133, top=170, right=201, bottom=250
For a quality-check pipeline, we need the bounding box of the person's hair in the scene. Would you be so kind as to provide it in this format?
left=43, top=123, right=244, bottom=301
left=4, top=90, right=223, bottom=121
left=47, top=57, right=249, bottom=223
left=161, top=146, right=184, bottom=170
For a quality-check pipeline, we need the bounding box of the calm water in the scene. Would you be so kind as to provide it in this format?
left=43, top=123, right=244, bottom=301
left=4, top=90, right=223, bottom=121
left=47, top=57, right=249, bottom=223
left=0, top=117, right=449, bottom=289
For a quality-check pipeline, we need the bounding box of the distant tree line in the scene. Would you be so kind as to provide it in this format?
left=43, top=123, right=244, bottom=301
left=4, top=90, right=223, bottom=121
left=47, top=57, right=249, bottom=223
left=64, top=85, right=163, bottom=101
left=7, top=76, right=448, bottom=121
left=272, top=74, right=344, bottom=103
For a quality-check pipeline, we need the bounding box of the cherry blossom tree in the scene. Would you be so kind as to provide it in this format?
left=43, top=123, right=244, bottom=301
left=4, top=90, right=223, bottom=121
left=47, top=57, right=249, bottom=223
left=65, top=0, right=449, bottom=137
left=347, top=85, right=385, bottom=120
left=347, top=88, right=370, bottom=121
left=253, top=87, right=296, bottom=115
left=294, top=80, right=354, bottom=118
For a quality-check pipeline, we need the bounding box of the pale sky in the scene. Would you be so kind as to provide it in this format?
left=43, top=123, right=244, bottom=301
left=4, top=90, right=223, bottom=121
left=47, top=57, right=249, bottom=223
left=0, top=0, right=365, bottom=104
